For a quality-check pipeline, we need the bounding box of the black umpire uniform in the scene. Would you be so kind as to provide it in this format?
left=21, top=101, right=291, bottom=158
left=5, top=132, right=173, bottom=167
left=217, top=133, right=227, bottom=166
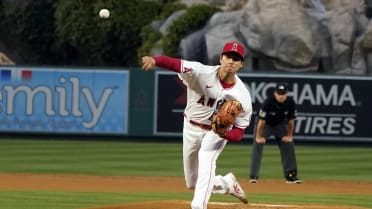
left=249, top=83, right=302, bottom=184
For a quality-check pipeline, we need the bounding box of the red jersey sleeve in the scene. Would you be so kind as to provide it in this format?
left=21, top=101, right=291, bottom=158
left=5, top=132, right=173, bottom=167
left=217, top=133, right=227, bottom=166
left=224, top=126, right=245, bottom=142
left=153, top=56, right=181, bottom=73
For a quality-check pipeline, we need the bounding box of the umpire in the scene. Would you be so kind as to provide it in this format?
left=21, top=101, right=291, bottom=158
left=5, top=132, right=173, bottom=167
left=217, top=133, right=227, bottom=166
left=249, top=83, right=302, bottom=184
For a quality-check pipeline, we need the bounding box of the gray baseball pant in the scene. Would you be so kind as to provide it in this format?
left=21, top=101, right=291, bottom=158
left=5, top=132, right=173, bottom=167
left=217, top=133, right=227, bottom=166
left=249, top=120, right=298, bottom=178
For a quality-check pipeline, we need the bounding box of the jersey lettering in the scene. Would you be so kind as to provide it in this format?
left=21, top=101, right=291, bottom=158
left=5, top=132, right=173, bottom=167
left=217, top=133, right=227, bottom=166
left=216, top=99, right=226, bottom=110
left=197, top=95, right=205, bottom=105
left=197, top=95, right=216, bottom=108
left=208, top=99, right=227, bottom=121
left=206, top=98, right=216, bottom=107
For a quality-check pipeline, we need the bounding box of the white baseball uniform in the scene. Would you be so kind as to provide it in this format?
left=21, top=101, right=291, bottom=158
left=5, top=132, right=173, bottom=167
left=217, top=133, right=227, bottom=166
left=178, top=60, right=252, bottom=209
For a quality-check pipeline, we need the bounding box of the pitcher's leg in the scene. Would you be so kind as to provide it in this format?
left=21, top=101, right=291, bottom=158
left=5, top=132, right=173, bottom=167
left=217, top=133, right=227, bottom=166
left=191, top=132, right=226, bottom=209
left=212, top=175, right=229, bottom=194
left=183, top=141, right=200, bottom=189
left=183, top=119, right=204, bottom=189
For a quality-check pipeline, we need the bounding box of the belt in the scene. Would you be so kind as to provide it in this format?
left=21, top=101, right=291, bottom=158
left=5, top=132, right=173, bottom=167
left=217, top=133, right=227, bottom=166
left=189, top=120, right=212, bottom=130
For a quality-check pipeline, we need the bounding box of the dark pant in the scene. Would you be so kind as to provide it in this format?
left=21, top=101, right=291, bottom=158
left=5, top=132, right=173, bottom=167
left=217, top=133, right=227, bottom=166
left=249, top=121, right=298, bottom=178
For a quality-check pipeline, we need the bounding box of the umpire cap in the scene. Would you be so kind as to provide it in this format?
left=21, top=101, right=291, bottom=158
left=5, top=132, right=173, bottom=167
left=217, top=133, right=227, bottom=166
left=275, top=83, right=288, bottom=94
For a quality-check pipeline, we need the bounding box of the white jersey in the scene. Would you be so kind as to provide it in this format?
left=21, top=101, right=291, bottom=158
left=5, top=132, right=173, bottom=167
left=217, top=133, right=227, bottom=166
left=179, top=60, right=252, bottom=129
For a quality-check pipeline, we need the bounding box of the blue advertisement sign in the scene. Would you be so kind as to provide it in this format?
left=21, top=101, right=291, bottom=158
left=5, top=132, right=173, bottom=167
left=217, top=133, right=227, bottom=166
left=0, top=67, right=129, bottom=134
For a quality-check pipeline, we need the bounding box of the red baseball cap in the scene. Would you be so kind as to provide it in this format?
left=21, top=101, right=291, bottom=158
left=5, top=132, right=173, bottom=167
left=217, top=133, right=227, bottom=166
left=221, top=42, right=245, bottom=60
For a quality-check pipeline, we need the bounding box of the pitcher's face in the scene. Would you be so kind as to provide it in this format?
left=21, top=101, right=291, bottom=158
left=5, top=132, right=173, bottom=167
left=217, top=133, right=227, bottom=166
left=219, top=53, right=243, bottom=73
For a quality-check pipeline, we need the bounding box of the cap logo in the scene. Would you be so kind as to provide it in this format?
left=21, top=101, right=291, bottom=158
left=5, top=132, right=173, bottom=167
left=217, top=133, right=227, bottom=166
left=232, top=43, right=238, bottom=52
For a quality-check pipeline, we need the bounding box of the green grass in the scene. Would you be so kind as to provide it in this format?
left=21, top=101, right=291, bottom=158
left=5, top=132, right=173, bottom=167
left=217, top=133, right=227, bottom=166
left=0, top=191, right=192, bottom=209
left=0, top=138, right=371, bottom=209
left=0, top=139, right=184, bottom=176
left=1, top=190, right=370, bottom=209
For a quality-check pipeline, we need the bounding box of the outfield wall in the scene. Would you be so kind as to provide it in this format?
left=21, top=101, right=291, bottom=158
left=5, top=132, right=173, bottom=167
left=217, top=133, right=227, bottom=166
left=0, top=66, right=371, bottom=142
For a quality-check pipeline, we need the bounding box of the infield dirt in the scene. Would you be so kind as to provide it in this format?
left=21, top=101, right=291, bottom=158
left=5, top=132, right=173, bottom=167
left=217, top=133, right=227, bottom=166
left=0, top=173, right=371, bottom=209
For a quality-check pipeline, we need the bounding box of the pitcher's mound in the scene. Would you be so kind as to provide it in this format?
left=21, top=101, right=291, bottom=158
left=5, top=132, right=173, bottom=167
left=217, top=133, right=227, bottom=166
left=86, top=200, right=366, bottom=209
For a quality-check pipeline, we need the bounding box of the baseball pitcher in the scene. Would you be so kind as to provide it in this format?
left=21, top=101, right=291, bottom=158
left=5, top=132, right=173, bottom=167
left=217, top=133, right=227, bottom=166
left=142, top=42, right=252, bottom=209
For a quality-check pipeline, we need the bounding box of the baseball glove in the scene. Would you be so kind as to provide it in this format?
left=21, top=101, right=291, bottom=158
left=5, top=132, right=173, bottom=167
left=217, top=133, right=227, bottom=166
left=212, top=100, right=242, bottom=137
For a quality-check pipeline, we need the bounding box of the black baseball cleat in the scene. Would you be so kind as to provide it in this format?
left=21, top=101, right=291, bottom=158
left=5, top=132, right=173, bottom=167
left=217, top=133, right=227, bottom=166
left=285, top=176, right=303, bottom=184
left=249, top=176, right=258, bottom=184
left=285, top=170, right=302, bottom=184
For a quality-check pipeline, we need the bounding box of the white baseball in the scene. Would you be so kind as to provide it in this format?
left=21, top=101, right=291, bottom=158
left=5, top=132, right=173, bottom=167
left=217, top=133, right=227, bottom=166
left=99, top=9, right=110, bottom=19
